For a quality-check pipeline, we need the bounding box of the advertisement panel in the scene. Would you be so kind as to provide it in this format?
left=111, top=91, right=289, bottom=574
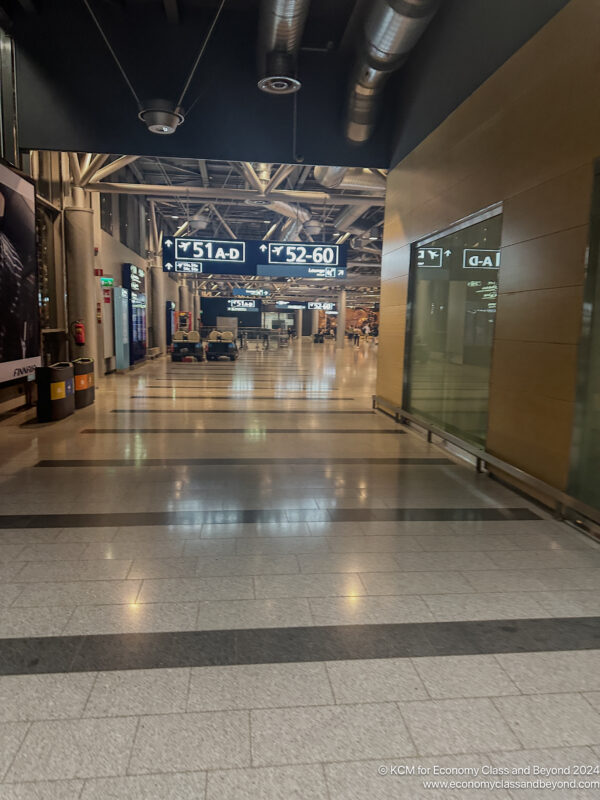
left=0, top=162, right=38, bottom=383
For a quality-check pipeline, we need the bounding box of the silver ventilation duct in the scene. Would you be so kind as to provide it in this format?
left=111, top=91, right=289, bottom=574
left=258, top=0, right=311, bottom=94
left=346, top=0, right=441, bottom=143
left=313, top=166, right=386, bottom=193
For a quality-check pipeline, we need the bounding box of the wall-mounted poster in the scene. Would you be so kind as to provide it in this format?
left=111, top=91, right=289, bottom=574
left=0, top=162, right=38, bottom=383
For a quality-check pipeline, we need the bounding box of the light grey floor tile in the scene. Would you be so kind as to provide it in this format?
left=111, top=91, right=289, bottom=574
left=325, top=755, right=512, bottom=800
left=84, top=669, right=190, bottom=717
left=412, top=654, right=519, bottom=699
left=0, top=564, right=26, bottom=582
left=361, top=570, right=474, bottom=595
left=113, top=525, right=202, bottom=543
left=0, top=584, right=23, bottom=607
left=56, top=528, right=118, bottom=543
left=421, top=592, right=549, bottom=622
left=0, top=545, right=26, bottom=563
left=202, top=523, right=311, bottom=539
left=251, top=703, right=415, bottom=765
left=234, top=537, right=329, bottom=555
left=360, top=521, right=455, bottom=536
left=0, top=780, right=84, bottom=799
left=0, top=607, right=74, bottom=638
left=137, top=576, right=254, bottom=603
left=393, top=551, right=500, bottom=571
left=15, top=560, right=132, bottom=583
left=0, top=673, right=96, bottom=722
left=188, top=662, right=333, bottom=711
left=0, top=721, right=30, bottom=781
left=298, top=553, right=401, bottom=574
left=585, top=693, right=600, bottom=714
left=207, top=765, right=328, bottom=800
left=487, top=550, right=600, bottom=570
left=533, top=591, right=600, bottom=617
left=533, top=568, right=600, bottom=590
left=16, top=544, right=87, bottom=562
left=496, top=651, right=600, bottom=694
left=400, top=697, right=520, bottom=755
left=0, top=530, right=61, bottom=545
left=13, top=581, right=141, bottom=608
left=82, top=542, right=185, bottom=560
left=503, top=531, right=596, bottom=551
left=196, top=598, right=312, bottom=630
left=128, top=711, right=250, bottom=773
left=327, top=535, right=423, bottom=553
left=326, top=658, right=428, bottom=704
left=489, top=746, right=599, bottom=799
left=462, top=570, right=550, bottom=592
left=494, top=693, right=600, bottom=748
left=181, top=539, right=236, bottom=556
left=81, top=772, right=206, bottom=800
left=254, top=573, right=365, bottom=598
left=6, top=717, right=138, bottom=781
left=63, top=602, right=198, bottom=635
left=448, top=520, right=565, bottom=535
left=309, top=595, right=435, bottom=625
left=195, top=555, right=299, bottom=577
left=307, top=522, right=364, bottom=537
left=417, top=534, right=516, bottom=551
left=126, top=558, right=198, bottom=580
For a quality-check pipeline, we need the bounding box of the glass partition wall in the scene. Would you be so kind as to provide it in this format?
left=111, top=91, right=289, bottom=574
left=569, top=164, right=600, bottom=512
left=404, top=209, right=502, bottom=446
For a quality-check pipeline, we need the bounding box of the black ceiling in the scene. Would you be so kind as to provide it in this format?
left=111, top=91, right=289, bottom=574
left=1, top=0, right=572, bottom=168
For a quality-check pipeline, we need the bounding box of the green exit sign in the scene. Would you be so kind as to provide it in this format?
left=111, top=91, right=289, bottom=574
left=100, top=277, right=114, bottom=287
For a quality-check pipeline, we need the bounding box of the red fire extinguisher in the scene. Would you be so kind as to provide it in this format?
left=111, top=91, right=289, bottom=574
left=72, top=320, right=86, bottom=346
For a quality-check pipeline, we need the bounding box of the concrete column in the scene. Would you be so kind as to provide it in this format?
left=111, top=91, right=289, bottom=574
left=149, top=263, right=165, bottom=352
left=336, top=289, right=347, bottom=349
left=193, top=291, right=200, bottom=331
left=64, top=207, right=98, bottom=362
left=178, top=283, right=187, bottom=312
left=295, top=309, right=303, bottom=338
left=311, top=309, right=319, bottom=335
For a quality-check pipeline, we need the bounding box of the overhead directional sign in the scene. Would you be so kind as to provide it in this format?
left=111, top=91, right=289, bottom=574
left=463, top=249, right=501, bottom=269
left=416, top=247, right=443, bottom=268
left=163, top=236, right=347, bottom=278
left=232, top=287, right=270, bottom=298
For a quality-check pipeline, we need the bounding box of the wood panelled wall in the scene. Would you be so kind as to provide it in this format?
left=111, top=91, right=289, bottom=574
left=377, top=0, right=600, bottom=492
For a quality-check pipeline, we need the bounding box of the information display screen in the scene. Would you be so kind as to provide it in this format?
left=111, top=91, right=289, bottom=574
left=163, top=236, right=347, bottom=278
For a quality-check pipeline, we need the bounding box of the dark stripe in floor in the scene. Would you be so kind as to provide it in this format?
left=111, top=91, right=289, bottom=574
left=145, top=386, right=341, bottom=390
left=0, top=617, right=597, bottom=676
left=80, top=428, right=407, bottom=435
left=36, top=457, right=450, bottom=467
left=0, top=507, right=541, bottom=528
left=131, top=395, right=356, bottom=400
left=112, top=409, right=376, bottom=415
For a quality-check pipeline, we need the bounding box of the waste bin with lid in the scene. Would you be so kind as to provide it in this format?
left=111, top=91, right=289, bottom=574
left=36, top=362, right=75, bottom=422
left=73, top=358, right=95, bottom=408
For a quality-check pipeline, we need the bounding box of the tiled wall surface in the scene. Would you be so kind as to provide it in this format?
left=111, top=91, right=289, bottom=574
left=377, top=0, right=600, bottom=491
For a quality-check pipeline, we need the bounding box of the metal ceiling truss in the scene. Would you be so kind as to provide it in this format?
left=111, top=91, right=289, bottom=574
left=69, top=153, right=384, bottom=296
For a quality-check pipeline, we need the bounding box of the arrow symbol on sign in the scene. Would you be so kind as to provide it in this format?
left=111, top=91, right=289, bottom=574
left=165, top=239, right=173, bottom=248
left=444, top=250, right=451, bottom=256
left=165, top=263, right=173, bottom=270
left=259, top=244, right=267, bottom=252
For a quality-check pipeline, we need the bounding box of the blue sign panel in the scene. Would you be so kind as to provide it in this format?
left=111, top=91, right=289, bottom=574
left=163, top=237, right=347, bottom=278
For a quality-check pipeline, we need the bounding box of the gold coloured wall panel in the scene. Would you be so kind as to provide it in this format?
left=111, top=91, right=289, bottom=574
left=378, top=0, right=600, bottom=490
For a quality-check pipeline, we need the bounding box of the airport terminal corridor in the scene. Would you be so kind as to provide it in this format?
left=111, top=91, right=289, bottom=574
left=0, top=341, right=600, bottom=798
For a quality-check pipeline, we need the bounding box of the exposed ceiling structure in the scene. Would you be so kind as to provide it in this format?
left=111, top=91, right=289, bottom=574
left=79, top=153, right=385, bottom=304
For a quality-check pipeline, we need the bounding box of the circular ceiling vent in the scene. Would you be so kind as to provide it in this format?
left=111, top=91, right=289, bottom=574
left=258, top=75, right=301, bottom=95
left=138, top=100, right=184, bottom=134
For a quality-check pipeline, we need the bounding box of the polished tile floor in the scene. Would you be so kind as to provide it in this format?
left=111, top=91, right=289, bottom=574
left=0, top=339, right=599, bottom=798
